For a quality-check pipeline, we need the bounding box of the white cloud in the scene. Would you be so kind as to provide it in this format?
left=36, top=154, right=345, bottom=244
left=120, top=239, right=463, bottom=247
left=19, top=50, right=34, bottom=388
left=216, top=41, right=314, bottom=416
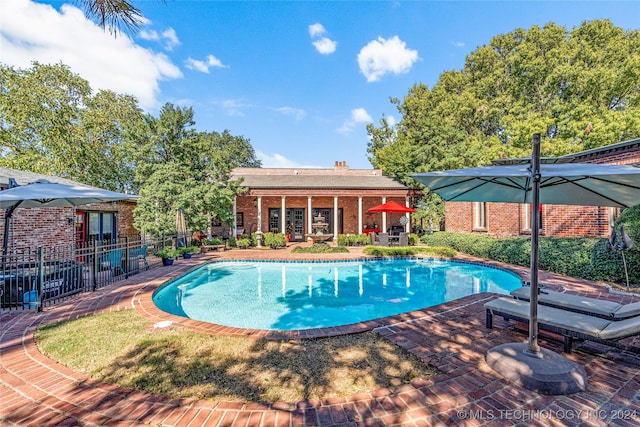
left=453, top=41, right=465, bottom=47
left=357, top=36, right=419, bottom=82
left=313, top=37, right=337, bottom=55
left=338, top=108, right=373, bottom=134
left=256, top=151, right=323, bottom=168
left=212, top=98, right=251, bottom=117
left=161, top=28, right=180, bottom=50
left=276, top=106, right=306, bottom=121
left=139, top=28, right=180, bottom=51
left=185, top=54, right=228, bottom=73
left=308, top=23, right=326, bottom=38
left=0, top=0, right=182, bottom=110
left=309, top=22, right=336, bottom=55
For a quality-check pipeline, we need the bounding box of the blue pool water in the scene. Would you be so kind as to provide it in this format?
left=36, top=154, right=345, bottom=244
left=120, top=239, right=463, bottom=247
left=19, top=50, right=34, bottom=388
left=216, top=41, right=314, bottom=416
left=153, top=258, right=522, bottom=331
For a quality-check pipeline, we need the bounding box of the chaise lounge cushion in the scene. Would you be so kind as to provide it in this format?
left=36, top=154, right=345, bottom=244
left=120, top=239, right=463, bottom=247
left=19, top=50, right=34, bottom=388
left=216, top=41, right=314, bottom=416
left=610, top=301, right=640, bottom=320
left=510, top=287, right=623, bottom=319
left=485, top=297, right=612, bottom=337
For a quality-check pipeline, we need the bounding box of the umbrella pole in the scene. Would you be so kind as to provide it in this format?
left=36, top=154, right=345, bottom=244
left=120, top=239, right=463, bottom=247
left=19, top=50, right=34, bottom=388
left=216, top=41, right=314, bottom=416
left=526, top=133, right=542, bottom=357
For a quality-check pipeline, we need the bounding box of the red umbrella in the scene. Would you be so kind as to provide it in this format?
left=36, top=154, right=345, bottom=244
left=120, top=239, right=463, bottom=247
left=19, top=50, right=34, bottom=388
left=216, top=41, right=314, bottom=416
left=367, top=200, right=416, bottom=213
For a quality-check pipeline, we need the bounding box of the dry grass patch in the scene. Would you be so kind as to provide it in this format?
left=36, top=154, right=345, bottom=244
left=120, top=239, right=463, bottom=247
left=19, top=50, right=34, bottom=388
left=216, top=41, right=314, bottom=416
left=35, top=309, right=437, bottom=403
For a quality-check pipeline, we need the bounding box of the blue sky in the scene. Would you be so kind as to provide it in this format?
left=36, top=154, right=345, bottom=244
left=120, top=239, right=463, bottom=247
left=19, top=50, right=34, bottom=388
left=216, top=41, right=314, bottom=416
left=1, top=1, right=639, bottom=169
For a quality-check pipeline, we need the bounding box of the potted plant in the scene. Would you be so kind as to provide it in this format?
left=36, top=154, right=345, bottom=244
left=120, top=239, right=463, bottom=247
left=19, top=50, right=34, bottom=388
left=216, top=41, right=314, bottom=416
left=179, top=246, right=198, bottom=259
left=155, top=247, right=179, bottom=266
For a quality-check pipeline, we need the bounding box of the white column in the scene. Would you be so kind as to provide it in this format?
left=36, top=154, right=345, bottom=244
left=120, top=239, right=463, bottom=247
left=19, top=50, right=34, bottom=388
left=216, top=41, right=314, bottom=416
left=382, top=196, right=387, bottom=233
left=333, top=196, right=339, bottom=240
left=257, top=196, right=263, bottom=232
left=405, top=196, right=411, bottom=233
left=307, top=196, right=313, bottom=240
left=256, top=196, right=263, bottom=248
left=281, top=196, right=286, bottom=233
left=358, top=196, right=363, bottom=234
left=233, top=197, right=238, bottom=237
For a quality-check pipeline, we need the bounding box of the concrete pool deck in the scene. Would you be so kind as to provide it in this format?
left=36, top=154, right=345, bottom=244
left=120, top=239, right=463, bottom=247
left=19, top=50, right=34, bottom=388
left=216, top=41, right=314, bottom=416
left=2, top=245, right=640, bottom=426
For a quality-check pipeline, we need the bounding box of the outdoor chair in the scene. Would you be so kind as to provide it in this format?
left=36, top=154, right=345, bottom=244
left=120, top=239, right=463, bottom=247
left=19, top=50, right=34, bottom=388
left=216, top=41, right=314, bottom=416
left=101, top=249, right=124, bottom=277
left=369, top=232, right=380, bottom=246
left=378, top=232, right=390, bottom=247
left=484, top=297, right=640, bottom=354
left=398, top=232, right=409, bottom=247
left=130, top=245, right=149, bottom=271
left=509, top=286, right=640, bottom=320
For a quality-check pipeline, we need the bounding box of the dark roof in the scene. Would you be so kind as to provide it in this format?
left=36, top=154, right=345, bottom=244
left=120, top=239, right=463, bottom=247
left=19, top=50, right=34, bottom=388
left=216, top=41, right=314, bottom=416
left=492, top=137, right=640, bottom=166
left=232, top=172, right=407, bottom=190
left=0, top=167, right=94, bottom=188
left=559, top=138, right=640, bottom=160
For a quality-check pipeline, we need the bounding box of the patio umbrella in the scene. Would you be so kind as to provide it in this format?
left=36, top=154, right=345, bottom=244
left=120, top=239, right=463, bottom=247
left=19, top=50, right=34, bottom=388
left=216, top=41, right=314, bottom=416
left=367, top=200, right=416, bottom=213
left=175, top=208, right=187, bottom=247
left=1, top=179, right=137, bottom=255
left=368, top=200, right=416, bottom=233
left=411, top=133, right=640, bottom=394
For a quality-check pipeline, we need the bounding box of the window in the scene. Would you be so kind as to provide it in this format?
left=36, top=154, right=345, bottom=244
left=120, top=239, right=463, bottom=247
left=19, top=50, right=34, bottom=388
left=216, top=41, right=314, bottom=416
left=523, top=204, right=543, bottom=231
left=473, top=202, right=486, bottom=229
left=86, top=211, right=117, bottom=242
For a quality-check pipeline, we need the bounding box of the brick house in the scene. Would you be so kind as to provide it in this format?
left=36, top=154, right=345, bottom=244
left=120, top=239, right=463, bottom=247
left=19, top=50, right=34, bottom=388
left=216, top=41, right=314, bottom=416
left=227, top=161, right=415, bottom=242
left=0, top=168, right=137, bottom=251
left=442, top=138, right=640, bottom=238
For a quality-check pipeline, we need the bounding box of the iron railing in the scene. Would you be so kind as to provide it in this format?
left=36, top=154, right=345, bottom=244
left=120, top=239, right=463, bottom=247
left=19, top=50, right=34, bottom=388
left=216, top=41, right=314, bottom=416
left=0, top=233, right=191, bottom=311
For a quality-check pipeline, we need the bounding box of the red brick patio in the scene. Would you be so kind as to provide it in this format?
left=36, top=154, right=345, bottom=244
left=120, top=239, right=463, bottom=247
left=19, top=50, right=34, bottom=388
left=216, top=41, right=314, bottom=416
left=2, top=247, right=639, bottom=426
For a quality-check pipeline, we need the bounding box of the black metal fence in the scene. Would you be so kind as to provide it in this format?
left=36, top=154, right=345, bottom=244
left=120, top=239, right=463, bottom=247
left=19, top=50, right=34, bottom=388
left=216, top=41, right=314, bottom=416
left=0, top=233, right=190, bottom=311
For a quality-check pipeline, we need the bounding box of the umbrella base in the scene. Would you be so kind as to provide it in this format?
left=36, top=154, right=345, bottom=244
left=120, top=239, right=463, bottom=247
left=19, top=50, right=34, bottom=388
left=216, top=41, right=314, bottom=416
left=485, top=343, right=587, bottom=395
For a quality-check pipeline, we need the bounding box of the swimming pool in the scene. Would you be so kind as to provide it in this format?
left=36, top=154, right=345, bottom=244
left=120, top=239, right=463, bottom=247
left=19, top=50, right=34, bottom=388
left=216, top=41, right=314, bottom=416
left=153, top=258, right=522, bottom=331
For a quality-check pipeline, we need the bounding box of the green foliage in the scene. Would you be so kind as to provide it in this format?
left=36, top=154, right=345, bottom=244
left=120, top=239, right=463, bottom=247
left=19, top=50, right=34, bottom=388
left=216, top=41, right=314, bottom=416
left=236, top=237, right=251, bottom=249
left=409, top=234, right=420, bottom=245
left=227, top=236, right=237, bottom=248
left=421, top=232, right=640, bottom=285
left=337, top=234, right=369, bottom=246
left=177, top=246, right=198, bottom=256
left=616, top=205, right=640, bottom=253
left=132, top=103, right=260, bottom=237
left=291, top=243, right=349, bottom=253
left=0, top=62, right=143, bottom=192
left=362, top=246, right=457, bottom=257
left=202, top=237, right=223, bottom=246
left=262, top=232, right=287, bottom=249
left=154, top=247, right=179, bottom=259
left=368, top=20, right=640, bottom=181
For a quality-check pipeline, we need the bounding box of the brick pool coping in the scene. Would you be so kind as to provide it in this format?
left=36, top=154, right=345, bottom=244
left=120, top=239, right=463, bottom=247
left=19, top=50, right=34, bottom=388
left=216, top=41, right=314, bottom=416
left=2, top=246, right=640, bottom=426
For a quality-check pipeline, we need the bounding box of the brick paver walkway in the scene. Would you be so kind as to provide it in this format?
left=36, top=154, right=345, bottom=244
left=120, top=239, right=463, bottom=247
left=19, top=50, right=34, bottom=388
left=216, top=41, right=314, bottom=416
left=2, top=246, right=640, bottom=426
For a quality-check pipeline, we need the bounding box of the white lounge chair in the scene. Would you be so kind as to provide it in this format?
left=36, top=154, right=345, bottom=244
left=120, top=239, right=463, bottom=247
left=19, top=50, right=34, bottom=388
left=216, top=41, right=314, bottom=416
left=484, top=297, right=640, bottom=354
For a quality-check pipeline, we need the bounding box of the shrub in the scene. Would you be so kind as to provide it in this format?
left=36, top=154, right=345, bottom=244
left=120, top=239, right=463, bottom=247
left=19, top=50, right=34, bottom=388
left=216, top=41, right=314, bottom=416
left=202, top=237, right=223, bottom=246
left=263, top=232, right=287, bottom=249
left=337, top=234, right=369, bottom=246
left=409, top=233, right=419, bottom=245
left=421, top=232, right=640, bottom=286
left=237, top=237, right=250, bottom=249
left=227, top=236, right=237, bottom=248
left=362, top=246, right=456, bottom=257
left=154, top=247, right=179, bottom=259
left=291, top=243, right=349, bottom=253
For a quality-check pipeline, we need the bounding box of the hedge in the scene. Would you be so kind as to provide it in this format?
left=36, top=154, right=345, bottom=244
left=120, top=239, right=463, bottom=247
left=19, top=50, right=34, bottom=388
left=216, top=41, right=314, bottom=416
left=421, top=232, right=639, bottom=286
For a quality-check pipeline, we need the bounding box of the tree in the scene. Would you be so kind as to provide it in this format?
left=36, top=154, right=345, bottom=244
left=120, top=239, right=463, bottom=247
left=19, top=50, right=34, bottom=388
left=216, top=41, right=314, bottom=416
left=72, top=0, right=146, bottom=34
left=133, top=103, right=261, bottom=236
left=368, top=20, right=640, bottom=178
left=0, top=62, right=144, bottom=192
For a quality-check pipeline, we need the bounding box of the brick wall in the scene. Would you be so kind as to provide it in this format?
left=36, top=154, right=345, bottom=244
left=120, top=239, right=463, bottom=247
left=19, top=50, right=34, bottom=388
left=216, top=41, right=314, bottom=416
left=226, top=195, right=408, bottom=238
left=444, top=144, right=639, bottom=238
left=0, top=201, right=138, bottom=251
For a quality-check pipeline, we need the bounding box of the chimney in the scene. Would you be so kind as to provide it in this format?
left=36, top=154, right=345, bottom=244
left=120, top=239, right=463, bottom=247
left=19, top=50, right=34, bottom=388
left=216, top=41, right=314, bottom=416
left=334, top=161, right=348, bottom=170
